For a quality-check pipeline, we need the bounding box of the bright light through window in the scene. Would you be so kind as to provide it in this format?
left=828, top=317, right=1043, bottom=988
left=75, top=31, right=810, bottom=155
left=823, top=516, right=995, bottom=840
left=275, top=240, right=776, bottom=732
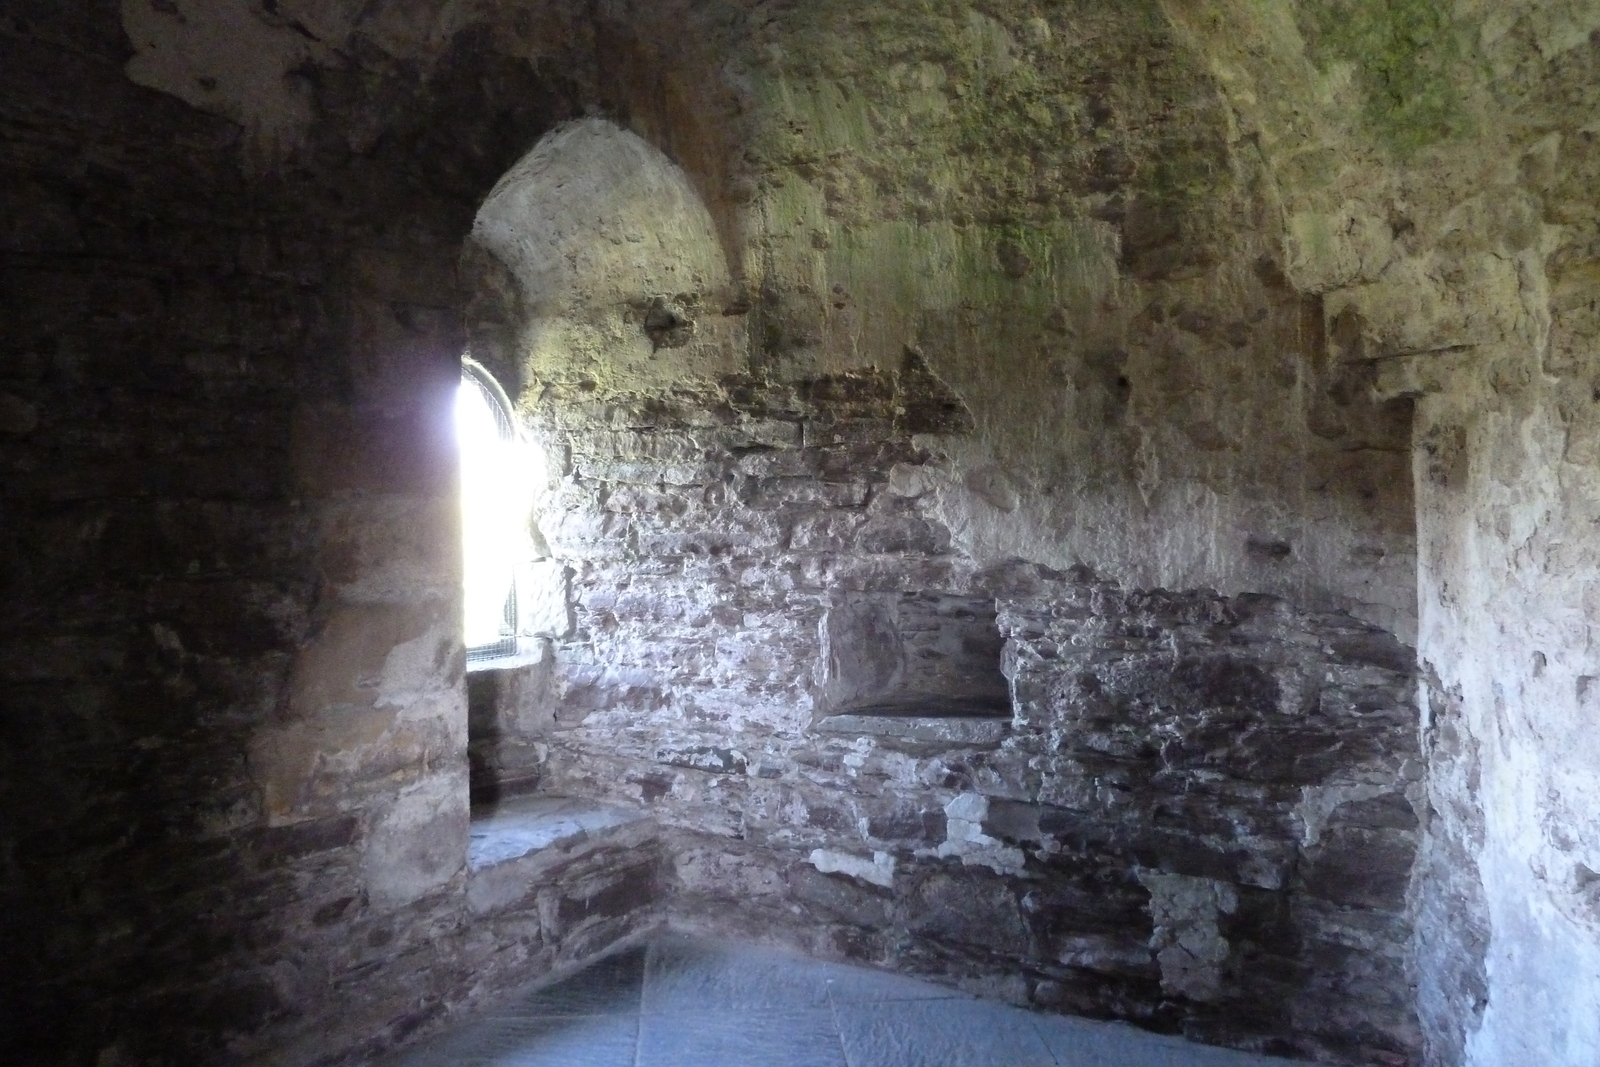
left=456, top=362, right=538, bottom=659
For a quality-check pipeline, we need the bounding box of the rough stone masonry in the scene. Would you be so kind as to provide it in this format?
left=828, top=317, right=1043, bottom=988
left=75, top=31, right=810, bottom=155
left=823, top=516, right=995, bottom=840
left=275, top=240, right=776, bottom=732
left=0, top=2, right=1597, bottom=1067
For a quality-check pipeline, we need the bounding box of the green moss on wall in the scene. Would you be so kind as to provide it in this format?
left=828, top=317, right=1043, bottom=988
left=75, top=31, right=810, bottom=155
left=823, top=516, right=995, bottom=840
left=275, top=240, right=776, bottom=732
left=746, top=0, right=1230, bottom=227
left=738, top=0, right=1231, bottom=373
left=827, top=217, right=1115, bottom=318
left=1303, top=0, right=1472, bottom=155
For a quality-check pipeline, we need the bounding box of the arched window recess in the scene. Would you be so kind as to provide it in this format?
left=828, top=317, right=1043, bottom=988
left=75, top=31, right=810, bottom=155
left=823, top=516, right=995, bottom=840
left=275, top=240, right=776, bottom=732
left=456, top=355, right=545, bottom=669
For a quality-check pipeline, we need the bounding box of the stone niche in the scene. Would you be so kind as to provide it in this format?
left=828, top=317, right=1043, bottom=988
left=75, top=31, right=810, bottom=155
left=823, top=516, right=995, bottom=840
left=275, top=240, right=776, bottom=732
left=820, top=593, right=1011, bottom=719
left=466, top=643, right=558, bottom=804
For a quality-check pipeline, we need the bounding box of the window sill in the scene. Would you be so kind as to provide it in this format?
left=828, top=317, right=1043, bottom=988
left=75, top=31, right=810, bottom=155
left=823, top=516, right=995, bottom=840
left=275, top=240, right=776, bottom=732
left=465, top=637, right=549, bottom=673
left=468, top=795, right=647, bottom=872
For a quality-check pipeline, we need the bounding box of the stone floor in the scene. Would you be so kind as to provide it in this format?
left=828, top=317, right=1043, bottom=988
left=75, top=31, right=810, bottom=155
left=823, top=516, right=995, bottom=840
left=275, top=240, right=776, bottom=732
left=378, top=935, right=1294, bottom=1066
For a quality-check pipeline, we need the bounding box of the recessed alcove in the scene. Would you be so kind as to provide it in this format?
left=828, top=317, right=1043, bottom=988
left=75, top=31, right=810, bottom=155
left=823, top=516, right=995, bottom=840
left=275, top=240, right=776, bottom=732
left=465, top=639, right=563, bottom=805
left=820, top=593, right=1012, bottom=721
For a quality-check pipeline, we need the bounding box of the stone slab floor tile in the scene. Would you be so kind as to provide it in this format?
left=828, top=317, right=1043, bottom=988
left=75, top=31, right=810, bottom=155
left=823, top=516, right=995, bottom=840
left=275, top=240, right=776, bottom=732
left=641, top=935, right=834, bottom=1013
left=637, top=1009, right=848, bottom=1067
left=374, top=936, right=1303, bottom=1067
left=1031, top=1011, right=1298, bottom=1066
left=385, top=1015, right=640, bottom=1067
left=490, top=946, right=647, bottom=1018
left=816, top=961, right=967, bottom=1006
left=832, top=998, right=1059, bottom=1067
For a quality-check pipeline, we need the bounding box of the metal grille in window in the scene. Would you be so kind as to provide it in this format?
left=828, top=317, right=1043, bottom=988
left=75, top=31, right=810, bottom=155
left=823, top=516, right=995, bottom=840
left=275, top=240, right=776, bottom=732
left=466, top=586, right=519, bottom=663
left=462, top=359, right=521, bottom=664
left=464, top=360, right=516, bottom=440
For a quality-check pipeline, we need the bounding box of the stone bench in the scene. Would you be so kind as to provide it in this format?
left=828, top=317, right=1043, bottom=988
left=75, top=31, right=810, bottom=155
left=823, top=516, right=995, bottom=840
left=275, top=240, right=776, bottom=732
left=465, top=795, right=660, bottom=924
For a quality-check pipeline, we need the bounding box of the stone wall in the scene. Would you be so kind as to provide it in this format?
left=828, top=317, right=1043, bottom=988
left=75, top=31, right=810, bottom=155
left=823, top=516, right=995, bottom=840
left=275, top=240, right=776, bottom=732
left=1158, top=3, right=1600, bottom=1063
left=1, top=3, right=603, bottom=1063
left=14, top=2, right=1600, bottom=1067
left=1, top=1, right=1426, bottom=1064
left=460, top=4, right=1424, bottom=1060
left=468, top=654, right=559, bottom=803
left=2, top=8, right=323, bottom=1060
left=522, top=375, right=1420, bottom=1062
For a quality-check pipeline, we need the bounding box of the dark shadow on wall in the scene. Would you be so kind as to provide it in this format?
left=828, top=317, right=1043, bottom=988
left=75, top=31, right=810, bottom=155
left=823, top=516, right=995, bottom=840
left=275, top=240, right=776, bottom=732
left=0, top=10, right=602, bottom=1064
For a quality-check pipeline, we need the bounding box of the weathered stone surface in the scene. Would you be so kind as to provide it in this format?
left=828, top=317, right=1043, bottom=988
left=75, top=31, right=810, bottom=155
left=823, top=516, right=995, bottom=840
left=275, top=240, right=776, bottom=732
left=809, top=848, right=897, bottom=889
left=815, top=715, right=1010, bottom=746
left=7, top=3, right=1598, bottom=1067
left=1154, top=5, right=1600, bottom=1064
left=821, top=593, right=1010, bottom=718
left=541, top=564, right=1419, bottom=1058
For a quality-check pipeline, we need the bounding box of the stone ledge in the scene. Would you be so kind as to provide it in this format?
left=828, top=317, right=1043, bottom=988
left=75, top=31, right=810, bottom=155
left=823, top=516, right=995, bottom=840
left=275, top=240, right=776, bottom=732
left=814, top=714, right=1011, bottom=746
left=468, top=795, right=648, bottom=872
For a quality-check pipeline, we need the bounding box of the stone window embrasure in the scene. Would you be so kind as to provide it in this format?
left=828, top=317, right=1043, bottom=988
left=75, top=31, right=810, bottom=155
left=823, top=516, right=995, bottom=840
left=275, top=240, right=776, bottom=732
left=456, top=356, right=540, bottom=667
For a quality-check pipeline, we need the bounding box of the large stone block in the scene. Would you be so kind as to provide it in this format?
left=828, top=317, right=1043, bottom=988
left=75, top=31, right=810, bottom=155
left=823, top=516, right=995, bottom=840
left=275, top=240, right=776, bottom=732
left=363, top=778, right=468, bottom=912
left=906, top=870, right=1030, bottom=957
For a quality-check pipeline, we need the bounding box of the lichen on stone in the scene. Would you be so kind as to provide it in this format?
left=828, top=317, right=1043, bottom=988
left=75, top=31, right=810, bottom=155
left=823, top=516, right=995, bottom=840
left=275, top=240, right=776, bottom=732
left=1301, top=0, right=1474, bottom=155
